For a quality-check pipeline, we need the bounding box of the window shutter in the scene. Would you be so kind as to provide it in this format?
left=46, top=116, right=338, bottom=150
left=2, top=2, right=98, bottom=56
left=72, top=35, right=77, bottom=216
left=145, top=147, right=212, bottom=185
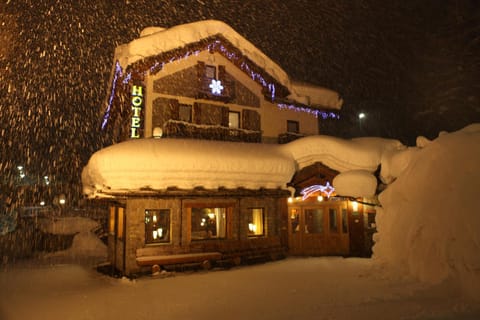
left=193, top=102, right=202, bottom=124
left=197, top=61, right=211, bottom=95
left=168, top=99, right=179, bottom=121
left=218, top=65, right=234, bottom=100
left=221, top=106, right=229, bottom=127
left=242, top=109, right=261, bottom=131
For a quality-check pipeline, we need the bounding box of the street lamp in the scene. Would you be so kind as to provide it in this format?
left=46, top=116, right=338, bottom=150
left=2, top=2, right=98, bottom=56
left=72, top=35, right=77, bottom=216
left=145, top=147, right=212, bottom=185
left=358, top=112, right=366, bottom=135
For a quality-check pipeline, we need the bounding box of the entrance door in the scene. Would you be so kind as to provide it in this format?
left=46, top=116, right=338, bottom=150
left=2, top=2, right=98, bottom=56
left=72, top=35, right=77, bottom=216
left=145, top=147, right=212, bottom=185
left=288, top=202, right=349, bottom=256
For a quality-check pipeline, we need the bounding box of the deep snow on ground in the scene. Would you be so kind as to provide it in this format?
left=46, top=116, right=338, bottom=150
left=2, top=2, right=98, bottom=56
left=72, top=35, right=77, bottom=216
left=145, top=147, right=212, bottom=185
left=1, top=257, right=479, bottom=320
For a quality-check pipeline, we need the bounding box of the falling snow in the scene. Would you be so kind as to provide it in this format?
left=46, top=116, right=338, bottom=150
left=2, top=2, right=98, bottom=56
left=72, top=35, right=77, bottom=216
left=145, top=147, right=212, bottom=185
left=1, top=1, right=479, bottom=205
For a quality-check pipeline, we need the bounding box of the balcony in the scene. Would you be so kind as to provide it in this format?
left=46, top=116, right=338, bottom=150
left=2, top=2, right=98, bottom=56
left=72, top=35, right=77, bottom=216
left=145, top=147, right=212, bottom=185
left=162, top=120, right=261, bottom=143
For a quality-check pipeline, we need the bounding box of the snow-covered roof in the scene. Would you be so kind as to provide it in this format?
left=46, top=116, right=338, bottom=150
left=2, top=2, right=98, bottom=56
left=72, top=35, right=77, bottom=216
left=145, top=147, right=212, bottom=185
left=82, top=135, right=406, bottom=199
left=114, top=20, right=342, bottom=110
left=81, top=138, right=296, bottom=197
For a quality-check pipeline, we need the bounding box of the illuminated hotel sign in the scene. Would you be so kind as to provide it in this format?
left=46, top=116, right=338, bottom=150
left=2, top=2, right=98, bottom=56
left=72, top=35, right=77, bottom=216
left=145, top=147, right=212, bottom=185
left=130, top=85, right=143, bottom=138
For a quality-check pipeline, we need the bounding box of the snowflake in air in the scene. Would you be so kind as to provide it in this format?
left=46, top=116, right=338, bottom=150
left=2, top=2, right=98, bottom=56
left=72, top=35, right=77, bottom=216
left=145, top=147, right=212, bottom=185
left=209, top=79, right=224, bottom=95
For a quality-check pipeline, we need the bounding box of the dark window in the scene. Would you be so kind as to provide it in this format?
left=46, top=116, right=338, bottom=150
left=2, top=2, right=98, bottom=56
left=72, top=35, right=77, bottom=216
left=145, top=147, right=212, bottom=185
left=287, top=120, right=299, bottom=133
left=145, top=209, right=171, bottom=244
left=342, top=208, right=348, bottom=233
left=329, top=208, right=338, bottom=232
left=205, top=65, right=216, bottom=79
left=305, top=208, right=323, bottom=234
left=179, top=104, right=192, bottom=122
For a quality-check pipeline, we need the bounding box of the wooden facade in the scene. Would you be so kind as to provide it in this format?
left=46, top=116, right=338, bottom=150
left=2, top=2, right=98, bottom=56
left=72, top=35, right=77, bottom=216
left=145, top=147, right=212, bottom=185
left=107, top=189, right=289, bottom=276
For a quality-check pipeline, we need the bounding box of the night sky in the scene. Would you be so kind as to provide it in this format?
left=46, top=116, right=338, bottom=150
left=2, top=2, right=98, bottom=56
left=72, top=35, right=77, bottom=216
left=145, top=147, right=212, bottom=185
left=1, top=1, right=479, bottom=195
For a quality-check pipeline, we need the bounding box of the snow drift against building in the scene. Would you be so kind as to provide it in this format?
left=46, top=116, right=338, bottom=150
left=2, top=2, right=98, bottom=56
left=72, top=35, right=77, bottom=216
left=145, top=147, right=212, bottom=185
left=373, top=123, right=480, bottom=301
left=114, top=20, right=342, bottom=110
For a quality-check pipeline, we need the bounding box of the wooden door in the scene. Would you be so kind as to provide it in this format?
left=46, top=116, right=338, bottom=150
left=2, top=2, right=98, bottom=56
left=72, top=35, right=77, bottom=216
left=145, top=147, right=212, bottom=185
left=288, top=202, right=349, bottom=256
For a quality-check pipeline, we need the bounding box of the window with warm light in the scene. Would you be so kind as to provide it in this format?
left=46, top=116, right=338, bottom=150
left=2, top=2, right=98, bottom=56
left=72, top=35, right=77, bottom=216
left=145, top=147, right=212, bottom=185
left=248, top=208, right=264, bottom=236
left=191, top=207, right=226, bottom=240
left=145, top=209, right=170, bottom=244
left=229, top=111, right=240, bottom=129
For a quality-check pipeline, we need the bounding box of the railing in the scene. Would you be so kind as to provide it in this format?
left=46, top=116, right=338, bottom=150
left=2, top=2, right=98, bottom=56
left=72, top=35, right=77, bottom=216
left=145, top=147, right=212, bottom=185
left=163, top=120, right=262, bottom=143
left=278, top=132, right=305, bottom=144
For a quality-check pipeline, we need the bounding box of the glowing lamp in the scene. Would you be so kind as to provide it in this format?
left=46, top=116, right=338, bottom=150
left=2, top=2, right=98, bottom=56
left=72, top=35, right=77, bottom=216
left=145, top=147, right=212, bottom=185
left=352, top=201, right=359, bottom=211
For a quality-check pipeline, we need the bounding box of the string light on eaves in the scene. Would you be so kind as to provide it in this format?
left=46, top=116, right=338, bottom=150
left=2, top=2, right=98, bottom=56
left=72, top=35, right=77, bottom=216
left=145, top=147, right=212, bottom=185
left=102, top=38, right=285, bottom=127
left=278, top=103, right=340, bottom=119
left=102, top=61, right=123, bottom=130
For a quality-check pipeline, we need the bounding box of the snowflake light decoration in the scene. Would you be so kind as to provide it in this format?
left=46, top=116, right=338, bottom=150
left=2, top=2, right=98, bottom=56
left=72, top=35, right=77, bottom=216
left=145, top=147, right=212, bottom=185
left=209, top=79, right=224, bottom=95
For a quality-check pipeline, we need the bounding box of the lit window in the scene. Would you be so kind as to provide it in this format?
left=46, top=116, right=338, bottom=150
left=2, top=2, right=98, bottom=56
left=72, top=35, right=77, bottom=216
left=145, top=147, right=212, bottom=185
left=145, top=209, right=170, bottom=244
left=248, top=208, right=264, bottom=236
left=191, top=207, right=226, bottom=240
left=229, top=111, right=240, bottom=128
left=290, top=208, right=300, bottom=233
left=287, top=120, right=299, bottom=133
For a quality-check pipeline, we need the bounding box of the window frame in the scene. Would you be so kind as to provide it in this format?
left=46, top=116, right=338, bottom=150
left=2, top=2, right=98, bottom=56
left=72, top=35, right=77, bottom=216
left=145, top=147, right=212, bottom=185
left=179, top=104, right=192, bottom=123
left=144, top=209, right=171, bottom=245
left=190, top=207, right=228, bottom=241
left=228, top=111, right=240, bottom=129
left=247, top=208, right=265, bottom=237
left=287, top=120, right=300, bottom=133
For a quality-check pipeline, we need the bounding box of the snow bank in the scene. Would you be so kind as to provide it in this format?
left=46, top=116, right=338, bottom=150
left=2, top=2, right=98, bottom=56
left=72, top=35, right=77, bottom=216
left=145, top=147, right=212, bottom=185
left=37, top=217, right=100, bottom=235
left=373, top=124, right=480, bottom=300
left=38, top=217, right=107, bottom=262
